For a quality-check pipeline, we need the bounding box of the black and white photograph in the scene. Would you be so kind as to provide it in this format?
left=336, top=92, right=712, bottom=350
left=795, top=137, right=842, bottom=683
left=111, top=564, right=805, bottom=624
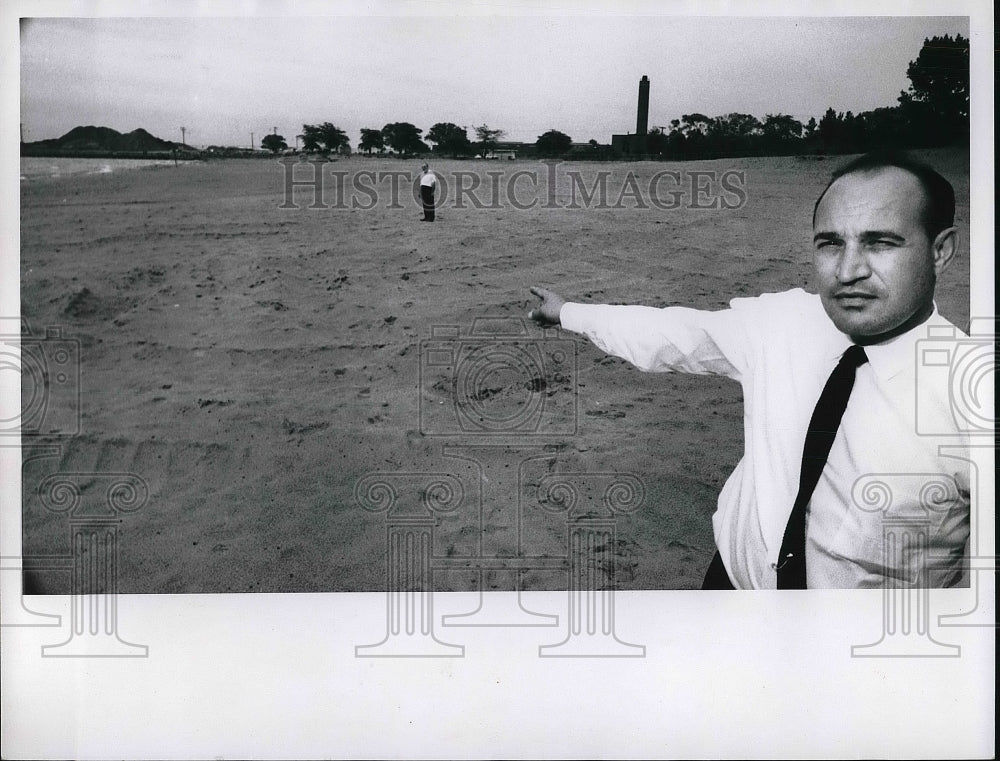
left=2, top=1, right=994, bottom=758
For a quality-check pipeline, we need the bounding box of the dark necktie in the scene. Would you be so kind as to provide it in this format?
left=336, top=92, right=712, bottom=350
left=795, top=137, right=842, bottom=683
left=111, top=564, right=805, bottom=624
left=777, top=344, right=869, bottom=589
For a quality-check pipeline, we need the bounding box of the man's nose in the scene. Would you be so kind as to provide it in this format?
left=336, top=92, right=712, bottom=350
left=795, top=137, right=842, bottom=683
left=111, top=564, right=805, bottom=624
left=835, top=240, right=871, bottom=282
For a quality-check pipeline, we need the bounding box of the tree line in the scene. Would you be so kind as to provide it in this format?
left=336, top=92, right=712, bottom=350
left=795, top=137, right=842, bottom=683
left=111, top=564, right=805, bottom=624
left=626, top=34, right=968, bottom=160
left=260, top=122, right=509, bottom=158
left=259, top=35, right=967, bottom=161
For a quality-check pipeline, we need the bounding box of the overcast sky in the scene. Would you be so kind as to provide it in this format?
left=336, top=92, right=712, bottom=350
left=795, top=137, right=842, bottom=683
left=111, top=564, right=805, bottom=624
left=19, top=13, right=969, bottom=148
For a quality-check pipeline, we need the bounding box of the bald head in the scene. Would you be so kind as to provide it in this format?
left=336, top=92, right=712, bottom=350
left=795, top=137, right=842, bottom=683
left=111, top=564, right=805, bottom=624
left=812, top=151, right=955, bottom=239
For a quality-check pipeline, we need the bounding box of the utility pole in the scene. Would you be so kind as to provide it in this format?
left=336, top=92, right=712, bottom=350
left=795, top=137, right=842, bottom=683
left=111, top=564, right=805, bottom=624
left=251, top=131, right=254, bottom=150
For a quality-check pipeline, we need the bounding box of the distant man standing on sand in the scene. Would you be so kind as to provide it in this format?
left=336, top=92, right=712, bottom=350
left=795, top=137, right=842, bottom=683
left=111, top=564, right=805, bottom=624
left=419, top=162, right=436, bottom=221
left=529, top=151, right=972, bottom=589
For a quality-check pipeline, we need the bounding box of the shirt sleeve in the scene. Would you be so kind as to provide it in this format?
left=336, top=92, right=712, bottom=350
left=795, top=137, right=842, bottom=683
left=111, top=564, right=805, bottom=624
left=560, top=301, right=751, bottom=381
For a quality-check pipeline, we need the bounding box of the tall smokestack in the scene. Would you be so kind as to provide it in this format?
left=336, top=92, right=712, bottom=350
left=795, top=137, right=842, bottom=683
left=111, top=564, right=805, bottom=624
left=636, top=75, right=650, bottom=136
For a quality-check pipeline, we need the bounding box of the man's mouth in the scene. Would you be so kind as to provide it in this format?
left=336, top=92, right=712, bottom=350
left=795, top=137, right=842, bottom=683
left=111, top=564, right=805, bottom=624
left=833, top=291, right=877, bottom=308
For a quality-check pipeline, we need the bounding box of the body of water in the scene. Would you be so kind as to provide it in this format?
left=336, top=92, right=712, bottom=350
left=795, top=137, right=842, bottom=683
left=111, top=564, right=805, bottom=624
left=20, top=156, right=191, bottom=181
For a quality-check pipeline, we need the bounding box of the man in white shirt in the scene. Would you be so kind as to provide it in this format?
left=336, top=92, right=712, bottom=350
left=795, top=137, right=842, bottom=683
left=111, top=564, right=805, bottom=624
left=529, top=152, right=971, bottom=589
left=419, top=162, right=437, bottom=221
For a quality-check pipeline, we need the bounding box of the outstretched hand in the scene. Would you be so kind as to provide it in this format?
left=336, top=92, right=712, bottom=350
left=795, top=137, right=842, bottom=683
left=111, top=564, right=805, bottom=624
left=528, top=286, right=566, bottom=326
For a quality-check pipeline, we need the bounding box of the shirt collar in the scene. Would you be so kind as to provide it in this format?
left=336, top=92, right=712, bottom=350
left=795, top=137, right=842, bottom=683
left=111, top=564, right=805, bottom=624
left=828, top=305, right=953, bottom=383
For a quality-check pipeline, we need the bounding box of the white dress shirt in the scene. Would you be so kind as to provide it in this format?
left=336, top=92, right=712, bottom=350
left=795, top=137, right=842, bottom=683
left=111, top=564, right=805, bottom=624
left=560, top=288, right=971, bottom=589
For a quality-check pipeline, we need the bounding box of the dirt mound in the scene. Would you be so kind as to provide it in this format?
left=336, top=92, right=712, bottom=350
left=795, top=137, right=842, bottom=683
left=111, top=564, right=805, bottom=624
left=63, top=287, right=131, bottom=320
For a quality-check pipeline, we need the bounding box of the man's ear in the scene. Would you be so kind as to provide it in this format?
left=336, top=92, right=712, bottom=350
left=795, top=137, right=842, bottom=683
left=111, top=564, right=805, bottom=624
left=932, top=226, right=958, bottom=276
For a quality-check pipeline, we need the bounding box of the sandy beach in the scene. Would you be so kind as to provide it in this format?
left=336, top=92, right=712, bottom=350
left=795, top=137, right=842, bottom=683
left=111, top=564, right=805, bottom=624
left=19, top=149, right=970, bottom=593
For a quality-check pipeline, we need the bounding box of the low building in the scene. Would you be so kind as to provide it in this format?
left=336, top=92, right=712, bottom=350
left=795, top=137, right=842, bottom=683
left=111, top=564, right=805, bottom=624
left=484, top=142, right=523, bottom=160
left=610, top=133, right=648, bottom=156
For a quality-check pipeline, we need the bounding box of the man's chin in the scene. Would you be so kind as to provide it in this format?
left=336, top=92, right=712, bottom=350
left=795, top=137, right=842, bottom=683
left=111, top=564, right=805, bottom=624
left=822, top=300, right=882, bottom=339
